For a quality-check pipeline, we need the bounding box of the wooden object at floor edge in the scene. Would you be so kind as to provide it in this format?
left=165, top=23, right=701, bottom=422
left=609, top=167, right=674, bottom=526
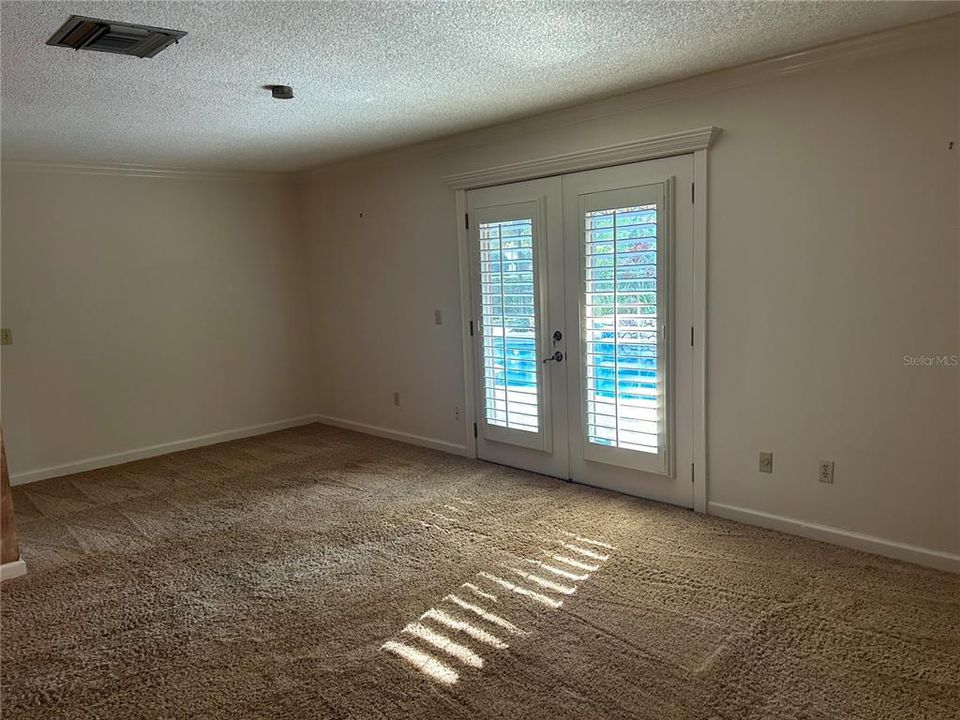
left=1, top=425, right=25, bottom=580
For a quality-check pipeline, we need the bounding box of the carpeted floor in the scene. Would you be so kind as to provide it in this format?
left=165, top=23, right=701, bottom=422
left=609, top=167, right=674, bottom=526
left=1, top=424, right=958, bottom=719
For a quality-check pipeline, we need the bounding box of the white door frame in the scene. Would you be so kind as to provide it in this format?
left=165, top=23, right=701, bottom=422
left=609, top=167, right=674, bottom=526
left=446, top=126, right=721, bottom=514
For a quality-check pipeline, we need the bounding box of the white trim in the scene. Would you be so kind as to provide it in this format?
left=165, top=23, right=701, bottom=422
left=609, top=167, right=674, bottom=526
left=0, top=559, right=27, bottom=582
left=455, top=190, right=479, bottom=459
left=444, top=127, right=721, bottom=190
left=1, top=160, right=277, bottom=181
left=315, top=415, right=467, bottom=456
left=9, top=416, right=318, bottom=486
left=691, top=149, right=709, bottom=514
left=709, top=502, right=960, bottom=574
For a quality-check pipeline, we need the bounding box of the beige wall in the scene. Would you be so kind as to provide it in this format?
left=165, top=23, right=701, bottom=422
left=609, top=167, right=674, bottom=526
left=299, top=30, right=959, bottom=555
left=1, top=168, right=315, bottom=478
left=1, top=20, right=956, bottom=564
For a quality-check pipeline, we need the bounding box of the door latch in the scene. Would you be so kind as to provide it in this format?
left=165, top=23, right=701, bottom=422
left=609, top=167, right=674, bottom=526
left=542, top=351, right=564, bottom=363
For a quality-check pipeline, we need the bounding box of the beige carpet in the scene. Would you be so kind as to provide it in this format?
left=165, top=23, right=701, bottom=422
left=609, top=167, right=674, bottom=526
left=1, top=424, right=958, bottom=719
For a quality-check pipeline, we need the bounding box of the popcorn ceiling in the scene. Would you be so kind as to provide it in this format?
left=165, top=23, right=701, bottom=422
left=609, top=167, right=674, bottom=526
left=0, top=1, right=952, bottom=171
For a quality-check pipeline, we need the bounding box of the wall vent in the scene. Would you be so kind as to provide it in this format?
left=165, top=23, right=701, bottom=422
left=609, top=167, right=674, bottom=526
left=46, top=15, right=186, bottom=58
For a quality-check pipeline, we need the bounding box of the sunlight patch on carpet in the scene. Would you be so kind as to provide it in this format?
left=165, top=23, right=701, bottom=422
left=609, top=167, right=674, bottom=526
left=561, top=543, right=610, bottom=561
left=523, top=559, right=590, bottom=581
left=381, top=641, right=460, bottom=685
left=504, top=566, right=577, bottom=595
left=478, top=572, right=563, bottom=608
left=421, top=608, right=509, bottom=650
left=444, top=595, right=527, bottom=636
left=461, top=582, right=497, bottom=601
left=543, top=551, right=600, bottom=572
left=559, top=530, right=617, bottom=550
left=379, top=521, right=615, bottom=685
left=402, top=623, right=484, bottom=668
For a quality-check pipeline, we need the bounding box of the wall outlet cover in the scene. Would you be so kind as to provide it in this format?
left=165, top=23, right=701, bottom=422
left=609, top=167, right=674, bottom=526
left=818, top=460, right=835, bottom=484
left=0, top=328, right=11, bottom=346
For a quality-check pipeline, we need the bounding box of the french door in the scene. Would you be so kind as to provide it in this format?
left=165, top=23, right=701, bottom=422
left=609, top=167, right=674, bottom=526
left=468, top=155, right=694, bottom=508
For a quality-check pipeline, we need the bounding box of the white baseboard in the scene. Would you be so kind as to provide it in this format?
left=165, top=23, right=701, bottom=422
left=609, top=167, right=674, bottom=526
left=708, top=502, right=959, bottom=574
left=0, top=558, right=27, bottom=582
left=10, top=415, right=319, bottom=486
left=315, top=415, right=467, bottom=457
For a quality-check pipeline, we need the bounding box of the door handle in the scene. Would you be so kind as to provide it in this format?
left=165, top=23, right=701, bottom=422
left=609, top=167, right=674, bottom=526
left=542, top=351, right=564, bottom=363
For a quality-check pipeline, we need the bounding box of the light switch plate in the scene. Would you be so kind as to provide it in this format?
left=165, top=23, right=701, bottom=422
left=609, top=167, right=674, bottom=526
left=759, top=452, right=773, bottom=473
left=0, top=328, right=12, bottom=346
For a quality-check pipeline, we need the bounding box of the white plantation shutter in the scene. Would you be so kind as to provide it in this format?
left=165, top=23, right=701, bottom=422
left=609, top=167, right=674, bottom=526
left=471, top=197, right=550, bottom=453
left=479, top=218, right=539, bottom=433
left=579, top=183, right=670, bottom=475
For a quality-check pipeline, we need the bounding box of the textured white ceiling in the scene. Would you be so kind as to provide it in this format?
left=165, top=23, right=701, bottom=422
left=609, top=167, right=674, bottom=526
left=1, top=1, right=956, bottom=171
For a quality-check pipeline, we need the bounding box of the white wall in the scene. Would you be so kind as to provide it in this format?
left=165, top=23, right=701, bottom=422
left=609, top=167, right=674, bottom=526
left=298, top=23, right=960, bottom=558
left=1, top=168, right=315, bottom=479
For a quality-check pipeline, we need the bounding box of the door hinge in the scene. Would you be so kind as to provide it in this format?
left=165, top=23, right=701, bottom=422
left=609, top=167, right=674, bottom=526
left=691, top=462, right=695, bottom=482
left=690, top=325, right=695, bottom=347
left=469, top=320, right=474, bottom=336
left=465, top=213, right=469, bottom=229
left=473, top=422, right=478, bottom=438
left=691, top=182, right=695, bottom=204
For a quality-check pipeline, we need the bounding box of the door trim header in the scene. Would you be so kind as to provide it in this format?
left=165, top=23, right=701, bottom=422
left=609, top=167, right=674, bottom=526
left=444, top=126, right=721, bottom=190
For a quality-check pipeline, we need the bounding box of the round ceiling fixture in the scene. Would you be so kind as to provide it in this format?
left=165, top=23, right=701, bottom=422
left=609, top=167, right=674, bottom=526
left=264, top=84, right=293, bottom=100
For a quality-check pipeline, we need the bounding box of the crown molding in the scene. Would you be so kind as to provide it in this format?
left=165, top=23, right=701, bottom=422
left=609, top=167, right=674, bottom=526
left=415, top=14, right=959, bottom=162
left=0, top=160, right=279, bottom=180
left=444, top=126, right=721, bottom=189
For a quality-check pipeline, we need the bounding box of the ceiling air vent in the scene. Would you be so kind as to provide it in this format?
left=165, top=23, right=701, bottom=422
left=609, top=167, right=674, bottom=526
left=46, top=15, right=186, bottom=58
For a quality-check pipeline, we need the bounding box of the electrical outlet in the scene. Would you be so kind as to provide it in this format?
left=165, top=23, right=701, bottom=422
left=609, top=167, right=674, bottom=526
left=0, top=328, right=11, bottom=346
left=818, top=460, right=835, bottom=484
left=434, top=309, right=443, bottom=325
left=454, top=406, right=462, bottom=421
left=759, top=452, right=773, bottom=473
left=393, top=392, right=401, bottom=407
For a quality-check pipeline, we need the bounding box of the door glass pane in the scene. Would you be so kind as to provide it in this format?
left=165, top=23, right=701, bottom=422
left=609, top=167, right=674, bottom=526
left=479, top=218, right=539, bottom=432
left=583, top=204, right=659, bottom=453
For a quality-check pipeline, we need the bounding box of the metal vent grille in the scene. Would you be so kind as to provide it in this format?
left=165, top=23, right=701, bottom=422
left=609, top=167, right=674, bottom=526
left=47, top=15, right=186, bottom=58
